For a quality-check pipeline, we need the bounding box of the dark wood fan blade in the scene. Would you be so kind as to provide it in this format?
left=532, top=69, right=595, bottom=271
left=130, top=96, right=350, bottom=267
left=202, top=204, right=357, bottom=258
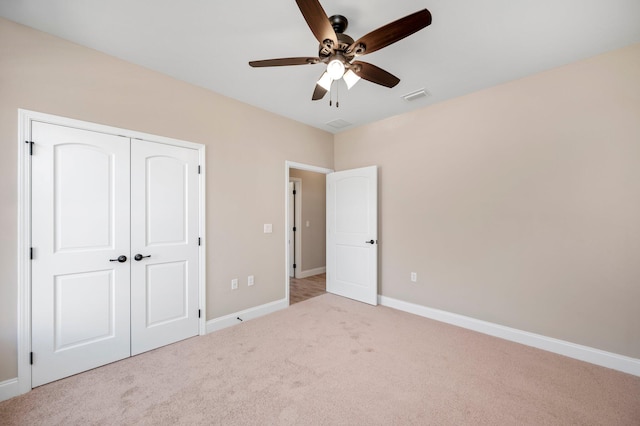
left=295, top=0, right=338, bottom=50
left=347, top=9, right=432, bottom=56
left=249, top=57, right=321, bottom=67
left=312, top=83, right=328, bottom=100
left=352, top=61, right=400, bottom=88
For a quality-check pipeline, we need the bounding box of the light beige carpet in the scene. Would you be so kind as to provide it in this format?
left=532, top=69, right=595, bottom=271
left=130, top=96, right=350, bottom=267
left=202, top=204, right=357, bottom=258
left=1, top=293, right=639, bottom=425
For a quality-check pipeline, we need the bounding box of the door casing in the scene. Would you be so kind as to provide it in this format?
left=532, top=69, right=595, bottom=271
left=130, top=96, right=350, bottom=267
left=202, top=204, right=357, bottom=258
left=288, top=178, right=302, bottom=278
left=284, top=161, right=332, bottom=304
left=17, top=109, right=206, bottom=395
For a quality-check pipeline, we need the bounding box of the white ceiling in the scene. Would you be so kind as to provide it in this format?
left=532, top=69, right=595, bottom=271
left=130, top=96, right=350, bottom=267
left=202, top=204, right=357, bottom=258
left=2, top=0, right=639, bottom=133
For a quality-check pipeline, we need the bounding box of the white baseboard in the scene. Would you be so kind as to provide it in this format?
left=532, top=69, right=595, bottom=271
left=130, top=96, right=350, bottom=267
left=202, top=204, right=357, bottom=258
left=379, top=295, right=640, bottom=377
left=296, top=266, right=326, bottom=279
left=206, top=298, right=288, bottom=334
left=0, top=378, right=19, bottom=402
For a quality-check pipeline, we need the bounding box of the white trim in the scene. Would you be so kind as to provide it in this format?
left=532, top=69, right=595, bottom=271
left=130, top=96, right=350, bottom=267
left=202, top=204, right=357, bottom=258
left=17, top=109, right=32, bottom=396
left=296, top=266, right=326, bottom=279
left=20, top=110, right=204, bottom=150
left=17, top=109, right=207, bottom=395
left=206, top=298, right=288, bottom=333
left=284, top=161, right=333, bottom=306
left=198, top=146, right=207, bottom=335
left=289, top=177, right=302, bottom=279
left=379, top=295, right=640, bottom=377
left=286, top=161, right=334, bottom=175
left=0, top=378, right=19, bottom=402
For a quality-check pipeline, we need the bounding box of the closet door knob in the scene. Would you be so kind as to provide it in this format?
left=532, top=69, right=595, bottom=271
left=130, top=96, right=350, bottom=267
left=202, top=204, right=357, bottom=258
left=365, top=240, right=375, bottom=244
left=109, top=255, right=127, bottom=263
left=134, top=254, right=151, bottom=261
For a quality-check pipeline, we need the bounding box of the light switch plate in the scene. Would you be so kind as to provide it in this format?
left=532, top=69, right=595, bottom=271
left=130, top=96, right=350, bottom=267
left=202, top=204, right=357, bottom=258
left=264, top=224, right=273, bottom=233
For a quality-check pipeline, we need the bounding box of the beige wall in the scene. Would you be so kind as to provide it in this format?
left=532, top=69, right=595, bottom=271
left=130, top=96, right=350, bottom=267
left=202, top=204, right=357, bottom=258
left=0, top=18, right=333, bottom=381
left=335, top=43, right=640, bottom=358
left=2, top=15, right=638, bottom=385
left=290, top=169, right=326, bottom=272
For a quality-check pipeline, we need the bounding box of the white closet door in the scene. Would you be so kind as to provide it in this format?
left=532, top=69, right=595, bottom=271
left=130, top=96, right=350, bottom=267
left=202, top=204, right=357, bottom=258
left=31, top=122, right=131, bottom=387
left=130, top=140, right=200, bottom=355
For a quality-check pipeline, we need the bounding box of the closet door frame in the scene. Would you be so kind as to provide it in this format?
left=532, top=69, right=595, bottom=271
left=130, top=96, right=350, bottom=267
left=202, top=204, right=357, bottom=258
left=17, top=109, right=207, bottom=395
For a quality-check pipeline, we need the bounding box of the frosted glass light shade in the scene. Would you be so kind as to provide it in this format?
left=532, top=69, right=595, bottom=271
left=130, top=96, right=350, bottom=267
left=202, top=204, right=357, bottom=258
left=317, top=72, right=332, bottom=91
left=326, top=59, right=345, bottom=80
left=343, top=69, right=361, bottom=89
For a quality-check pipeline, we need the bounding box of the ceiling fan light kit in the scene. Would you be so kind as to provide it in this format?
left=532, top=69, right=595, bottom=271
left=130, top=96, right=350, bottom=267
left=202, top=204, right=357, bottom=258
left=317, top=72, right=333, bottom=91
left=248, top=0, right=432, bottom=104
left=343, top=69, right=361, bottom=89
left=326, top=56, right=346, bottom=80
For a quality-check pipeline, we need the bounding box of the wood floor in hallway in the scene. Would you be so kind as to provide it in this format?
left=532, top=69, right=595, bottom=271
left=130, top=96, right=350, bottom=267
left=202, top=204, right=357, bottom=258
left=289, top=273, right=326, bottom=304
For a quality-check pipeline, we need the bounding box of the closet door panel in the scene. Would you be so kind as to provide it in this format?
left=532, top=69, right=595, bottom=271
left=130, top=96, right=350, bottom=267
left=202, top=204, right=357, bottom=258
left=130, top=140, right=200, bottom=355
left=31, top=122, right=131, bottom=387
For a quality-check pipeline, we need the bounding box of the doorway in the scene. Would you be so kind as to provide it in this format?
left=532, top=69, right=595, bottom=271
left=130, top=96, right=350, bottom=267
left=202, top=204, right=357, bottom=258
left=285, top=162, right=332, bottom=305
left=284, top=162, right=379, bottom=307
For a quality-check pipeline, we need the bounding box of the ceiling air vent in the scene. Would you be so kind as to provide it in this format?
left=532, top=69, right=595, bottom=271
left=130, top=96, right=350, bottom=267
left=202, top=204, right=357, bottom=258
left=326, top=119, right=352, bottom=129
left=402, top=89, right=430, bottom=102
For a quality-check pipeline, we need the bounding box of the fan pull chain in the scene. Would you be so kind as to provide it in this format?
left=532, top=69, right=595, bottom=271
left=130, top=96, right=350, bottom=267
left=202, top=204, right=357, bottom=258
left=327, top=80, right=341, bottom=108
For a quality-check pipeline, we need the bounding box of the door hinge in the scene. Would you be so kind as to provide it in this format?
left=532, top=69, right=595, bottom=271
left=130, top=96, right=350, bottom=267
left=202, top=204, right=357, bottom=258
left=25, top=140, right=34, bottom=155
left=198, top=237, right=201, bottom=246
left=30, top=247, right=33, bottom=260
left=293, top=263, right=297, bottom=269
left=293, top=227, right=296, bottom=232
left=198, top=309, right=201, bottom=318
left=293, top=189, right=296, bottom=195
left=198, top=165, right=201, bottom=174
left=30, top=352, right=33, bottom=365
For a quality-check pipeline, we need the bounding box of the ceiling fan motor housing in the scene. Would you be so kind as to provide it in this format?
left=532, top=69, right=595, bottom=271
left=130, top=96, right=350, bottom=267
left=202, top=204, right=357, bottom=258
left=319, top=15, right=356, bottom=59
left=329, top=15, right=348, bottom=33
left=320, top=32, right=355, bottom=58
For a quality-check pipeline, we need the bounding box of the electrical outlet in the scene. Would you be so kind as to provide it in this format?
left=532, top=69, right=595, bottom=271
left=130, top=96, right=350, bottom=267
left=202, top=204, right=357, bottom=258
left=248, top=275, right=254, bottom=286
left=411, top=272, right=417, bottom=282
left=231, top=278, right=238, bottom=290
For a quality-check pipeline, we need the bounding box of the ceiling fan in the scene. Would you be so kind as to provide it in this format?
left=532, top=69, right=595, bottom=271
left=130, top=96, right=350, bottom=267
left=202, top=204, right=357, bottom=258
left=249, top=0, right=432, bottom=102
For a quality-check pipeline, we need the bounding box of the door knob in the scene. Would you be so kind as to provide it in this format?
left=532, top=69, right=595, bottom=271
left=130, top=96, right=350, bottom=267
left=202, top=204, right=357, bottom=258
left=365, top=240, right=375, bottom=244
left=134, top=254, right=151, bottom=261
left=109, top=255, right=127, bottom=263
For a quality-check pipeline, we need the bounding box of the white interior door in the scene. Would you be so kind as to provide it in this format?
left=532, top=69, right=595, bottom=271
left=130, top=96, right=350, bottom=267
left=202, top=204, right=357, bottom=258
left=130, top=140, right=200, bottom=355
left=326, top=166, right=378, bottom=305
left=31, top=122, right=131, bottom=387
